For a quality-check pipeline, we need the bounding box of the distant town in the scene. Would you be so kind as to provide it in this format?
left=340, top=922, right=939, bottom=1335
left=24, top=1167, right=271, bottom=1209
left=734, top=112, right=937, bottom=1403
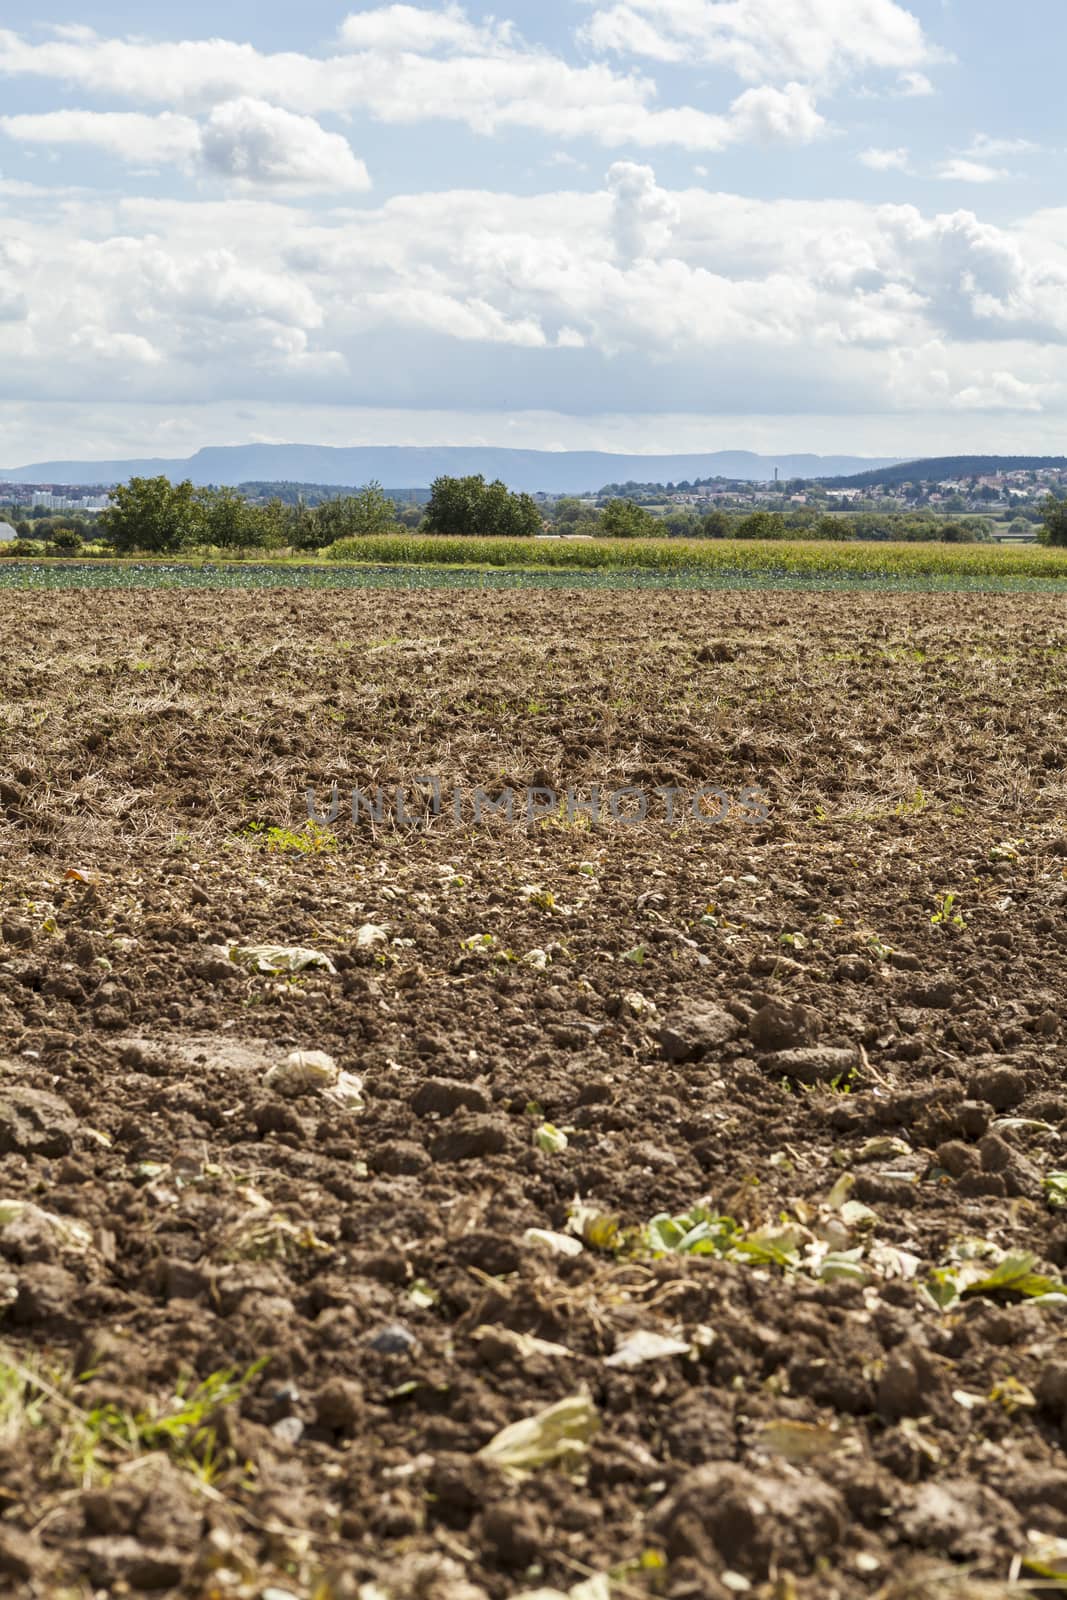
left=592, top=462, right=1067, bottom=523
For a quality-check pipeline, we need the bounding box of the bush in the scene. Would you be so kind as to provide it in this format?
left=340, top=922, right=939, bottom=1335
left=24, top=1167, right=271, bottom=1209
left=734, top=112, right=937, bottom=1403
left=1039, top=494, right=1067, bottom=547
left=49, top=527, right=83, bottom=553
left=0, top=539, right=47, bottom=557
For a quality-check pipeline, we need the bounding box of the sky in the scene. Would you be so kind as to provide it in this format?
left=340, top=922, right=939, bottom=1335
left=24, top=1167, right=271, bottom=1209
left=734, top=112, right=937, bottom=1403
left=1, top=1, right=1066, bottom=466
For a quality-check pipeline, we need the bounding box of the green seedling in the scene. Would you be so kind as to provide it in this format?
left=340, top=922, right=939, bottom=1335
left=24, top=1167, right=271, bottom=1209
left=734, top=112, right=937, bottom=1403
left=931, top=891, right=966, bottom=930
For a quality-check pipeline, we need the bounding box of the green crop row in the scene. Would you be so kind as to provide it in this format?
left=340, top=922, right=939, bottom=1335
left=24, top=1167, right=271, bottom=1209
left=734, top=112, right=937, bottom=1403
left=323, top=534, right=1067, bottom=580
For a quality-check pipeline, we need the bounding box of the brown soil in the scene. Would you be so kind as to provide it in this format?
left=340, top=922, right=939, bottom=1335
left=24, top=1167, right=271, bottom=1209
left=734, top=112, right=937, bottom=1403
left=1, top=588, right=1066, bottom=1600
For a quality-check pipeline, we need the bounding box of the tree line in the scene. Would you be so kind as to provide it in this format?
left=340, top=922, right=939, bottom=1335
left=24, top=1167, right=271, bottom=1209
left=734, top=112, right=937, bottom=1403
left=3, top=474, right=1066, bottom=553
left=100, top=478, right=403, bottom=552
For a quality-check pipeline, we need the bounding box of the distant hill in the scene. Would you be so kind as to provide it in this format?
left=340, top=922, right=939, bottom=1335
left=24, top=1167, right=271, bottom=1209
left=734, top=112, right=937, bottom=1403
left=822, top=455, right=1067, bottom=489
left=0, top=443, right=900, bottom=494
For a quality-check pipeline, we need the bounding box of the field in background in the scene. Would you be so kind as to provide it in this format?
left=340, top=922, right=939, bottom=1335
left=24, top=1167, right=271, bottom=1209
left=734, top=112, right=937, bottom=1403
left=323, top=533, right=1067, bottom=580
left=2, top=533, right=1067, bottom=593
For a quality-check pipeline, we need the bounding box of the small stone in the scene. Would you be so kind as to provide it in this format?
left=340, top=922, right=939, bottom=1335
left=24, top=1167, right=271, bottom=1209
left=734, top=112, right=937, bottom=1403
left=1037, top=1360, right=1067, bottom=1421
left=877, top=1344, right=935, bottom=1422
left=761, top=1046, right=858, bottom=1085
left=429, top=1116, right=507, bottom=1163
left=935, top=1141, right=976, bottom=1178
left=957, top=1172, right=1007, bottom=1198
left=967, top=1065, right=1026, bottom=1111
left=958, top=1101, right=991, bottom=1139
left=477, top=1502, right=542, bottom=1569
left=271, top=1415, right=304, bottom=1445
left=368, top=1322, right=418, bottom=1356
left=978, top=1132, right=1040, bottom=1197
left=453, top=1230, right=521, bottom=1276
left=93, top=1006, right=127, bottom=1031
left=315, top=1377, right=363, bottom=1432
left=10, top=1264, right=81, bottom=1327
left=907, top=980, right=957, bottom=1011
left=978, top=1133, right=1012, bottom=1173
left=410, top=1079, right=490, bottom=1117
left=749, top=1002, right=814, bottom=1052
left=0, top=1085, right=77, bottom=1158
left=659, top=1003, right=741, bottom=1063
left=368, top=1139, right=431, bottom=1176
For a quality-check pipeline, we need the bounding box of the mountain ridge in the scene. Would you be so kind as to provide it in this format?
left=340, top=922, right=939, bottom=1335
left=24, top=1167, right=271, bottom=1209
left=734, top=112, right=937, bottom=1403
left=0, top=443, right=901, bottom=494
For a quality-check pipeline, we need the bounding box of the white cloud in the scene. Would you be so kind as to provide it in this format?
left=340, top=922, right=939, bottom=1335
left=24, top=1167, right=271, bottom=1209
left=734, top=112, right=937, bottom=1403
left=70, top=326, right=163, bottom=365
left=608, top=161, right=679, bottom=263
left=581, top=0, right=936, bottom=86
left=951, top=371, right=1045, bottom=412
left=729, top=83, right=826, bottom=144
left=897, top=70, right=934, bottom=96
left=859, top=146, right=910, bottom=172
left=199, top=100, right=370, bottom=191
left=1, top=163, right=1066, bottom=431
left=937, top=158, right=1008, bottom=184
left=0, top=110, right=200, bottom=167
left=0, top=20, right=820, bottom=154
left=339, top=4, right=512, bottom=53
left=0, top=275, right=26, bottom=323
left=0, top=100, right=370, bottom=192
left=967, top=133, right=1041, bottom=158
left=882, top=205, right=1067, bottom=343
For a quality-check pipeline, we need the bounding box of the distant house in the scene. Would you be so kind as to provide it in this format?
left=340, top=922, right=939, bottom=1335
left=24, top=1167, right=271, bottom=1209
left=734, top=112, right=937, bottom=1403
left=0, top=522, right=15, bottom=541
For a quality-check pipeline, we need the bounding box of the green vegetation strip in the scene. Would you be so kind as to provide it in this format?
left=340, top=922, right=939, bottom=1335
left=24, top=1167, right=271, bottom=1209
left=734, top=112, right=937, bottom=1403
left=1, top=538, right=1067, bottom=592
left=324, top=533, right=1067, bottom=579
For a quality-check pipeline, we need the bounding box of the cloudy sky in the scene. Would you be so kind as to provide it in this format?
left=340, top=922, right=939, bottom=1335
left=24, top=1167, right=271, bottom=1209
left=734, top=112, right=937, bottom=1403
left=1, top=1, right=1065, bottom=465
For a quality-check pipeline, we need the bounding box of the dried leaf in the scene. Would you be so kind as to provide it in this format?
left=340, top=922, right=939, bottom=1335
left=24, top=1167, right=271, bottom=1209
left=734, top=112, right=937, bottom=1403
left=231, top=943, right=337, bottom=975
left=473, top=1325, right=573, bottom=1361
left=534, top=1123, right=569, bottom=1154
left=477, top=1393, right=599, bottom=1473
left=265, top=1050, right=339, bottom=1096
left=604, top=1330, right=691, bottom=1368
left=755, top=1419, right=847, bottom=1461
left=524, top=1228, right=584, bottom=1258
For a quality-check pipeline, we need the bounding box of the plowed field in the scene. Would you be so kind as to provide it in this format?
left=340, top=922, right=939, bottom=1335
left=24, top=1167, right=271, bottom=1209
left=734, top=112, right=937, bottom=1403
left=1, top=588, right=1066, bottom=1600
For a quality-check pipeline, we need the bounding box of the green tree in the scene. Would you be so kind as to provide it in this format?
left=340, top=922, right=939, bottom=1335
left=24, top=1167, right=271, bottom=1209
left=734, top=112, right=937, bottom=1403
left=700, top=509, right=733, bottom=539
left=736, top=510, right=787, bottom=540
left=314, top=482, right=398, bottom=545
left=424, top=475, right=542, bottom=538
left=423, top=475, right=485, bottom=537
left=551, top=496, right=584, bottom=527
left=251, top=497, right=297, bottom=550
left=600, top=498, right=657, bottom=538
left=1038, top=494, right=1067, bottom=547
left=99, top=477, right=204, bottom=553
left=195, top=486, right=257, bottom=549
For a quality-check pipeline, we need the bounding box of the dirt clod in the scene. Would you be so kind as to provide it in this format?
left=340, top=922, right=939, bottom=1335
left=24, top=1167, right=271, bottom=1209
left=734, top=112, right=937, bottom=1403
left=0, top=1083, right=77, bottom=1157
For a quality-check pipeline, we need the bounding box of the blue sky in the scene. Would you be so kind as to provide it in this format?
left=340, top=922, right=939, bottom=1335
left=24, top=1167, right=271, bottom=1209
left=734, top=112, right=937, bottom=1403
left=1, top=2, right=1065, bottom=464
